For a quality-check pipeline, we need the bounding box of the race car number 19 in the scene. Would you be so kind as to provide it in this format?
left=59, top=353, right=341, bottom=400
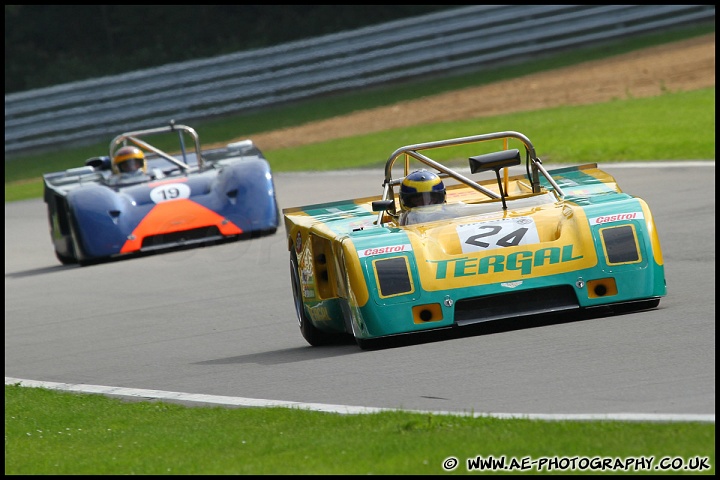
left=150, top=183, right=191, bottom=203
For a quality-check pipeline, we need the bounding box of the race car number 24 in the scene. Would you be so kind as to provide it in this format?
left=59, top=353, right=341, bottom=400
left=457, top=217, right=540, bottom=253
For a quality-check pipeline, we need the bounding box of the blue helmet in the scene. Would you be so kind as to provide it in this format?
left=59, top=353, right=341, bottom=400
left=399, top=169, right=445, bottom=211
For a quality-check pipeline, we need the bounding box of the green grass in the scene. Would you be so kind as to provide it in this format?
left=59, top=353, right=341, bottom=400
left=5, top=25, right=715, bottom=475
left=266, top=89, right=715, bottom=171
left=5, top=385, right=715, bottom=475
left=4, top=88, right=716, bottom=203
left=4, top=24, right=715, bottom=202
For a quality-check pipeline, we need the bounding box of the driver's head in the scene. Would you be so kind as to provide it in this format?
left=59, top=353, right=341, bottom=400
left=399, top=169, right=446, bottom=211
left=113, top=146, right=146, bottom=174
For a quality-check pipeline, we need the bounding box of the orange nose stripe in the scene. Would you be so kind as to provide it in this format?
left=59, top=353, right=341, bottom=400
left=120, top=199, right=243, bottom=253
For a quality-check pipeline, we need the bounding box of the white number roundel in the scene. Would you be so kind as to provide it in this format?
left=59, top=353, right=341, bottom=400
left=149, top=183, right=191, bottom=203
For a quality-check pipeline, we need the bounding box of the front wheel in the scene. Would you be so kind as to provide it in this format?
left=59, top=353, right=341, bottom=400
left=290, top=249, right=336, bottom=346
left=55, top=250, right=77, bottom=265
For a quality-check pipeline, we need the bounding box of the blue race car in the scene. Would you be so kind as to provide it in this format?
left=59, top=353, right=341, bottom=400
left=44, top=122, right=280, bottom=265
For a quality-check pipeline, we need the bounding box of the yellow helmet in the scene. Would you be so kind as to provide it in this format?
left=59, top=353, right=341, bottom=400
left=112, top=146, right=146, bottom=174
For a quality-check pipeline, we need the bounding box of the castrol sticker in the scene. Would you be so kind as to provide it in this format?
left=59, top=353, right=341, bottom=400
left=358, top=244, right=412, bottom=257
left=149, top=183, right=191, bottom=203
left=589, top=212, right=643, bottom=225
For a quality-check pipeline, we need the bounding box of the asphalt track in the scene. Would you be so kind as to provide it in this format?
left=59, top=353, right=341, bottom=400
left=4, top=162, right=716, bottom=422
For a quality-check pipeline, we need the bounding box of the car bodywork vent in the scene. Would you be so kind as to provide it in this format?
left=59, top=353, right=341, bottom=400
left=600, top=224, right=641, bottom=265
left=141, top=226, right=223, bottom=249
left=454, top=285, right=579, bottom=325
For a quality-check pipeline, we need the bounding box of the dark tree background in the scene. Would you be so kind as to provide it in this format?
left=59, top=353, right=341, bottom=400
left=5, top=5, right=458, bottom=94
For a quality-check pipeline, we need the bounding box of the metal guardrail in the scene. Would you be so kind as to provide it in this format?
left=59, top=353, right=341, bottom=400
left=4, top=4, right=715, bottom=156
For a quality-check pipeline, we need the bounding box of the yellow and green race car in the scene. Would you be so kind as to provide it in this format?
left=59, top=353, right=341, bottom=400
left=283, top=131, right=666, bottom=349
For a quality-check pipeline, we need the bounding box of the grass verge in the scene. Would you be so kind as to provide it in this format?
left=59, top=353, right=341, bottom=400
left=5, top=384, right=715, bottom=475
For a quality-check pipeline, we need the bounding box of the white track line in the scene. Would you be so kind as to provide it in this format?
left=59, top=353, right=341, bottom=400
left=6, top=377, right=714, bottom=423
left=6, top=160, right=716, bottom=424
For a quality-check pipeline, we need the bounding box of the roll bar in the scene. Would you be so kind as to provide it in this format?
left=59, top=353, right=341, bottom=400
left=109, top=121, right=204, bottom=171
left=375, top=131, right=565, bottom=225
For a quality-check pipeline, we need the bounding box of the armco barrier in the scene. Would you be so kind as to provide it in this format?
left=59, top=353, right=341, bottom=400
left=4, top=4, right=715, bottom=156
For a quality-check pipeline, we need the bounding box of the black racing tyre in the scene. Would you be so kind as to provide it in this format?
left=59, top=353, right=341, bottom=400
left=355, top=337, right=376, bottom=350
left=290, top=249, right=336, bottom=346
left=54, top=250, right=77, bottom=265
left=47, top=205, right=78, bottom=265
left=66, top=211, right=103, bottom=266
left=67, top=213, right=90, bottom=266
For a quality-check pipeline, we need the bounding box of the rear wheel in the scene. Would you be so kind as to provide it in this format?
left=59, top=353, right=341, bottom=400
left=290, top=249, right=336, bottom=346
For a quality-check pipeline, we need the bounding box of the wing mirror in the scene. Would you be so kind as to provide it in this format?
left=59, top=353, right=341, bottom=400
left=469, top=149, right=521, bottom=210
left=85, top=156, right=111, bottom=171
left=371, top=199, right=396, bottom=228
left=372, top=199, right=395, bottom=212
